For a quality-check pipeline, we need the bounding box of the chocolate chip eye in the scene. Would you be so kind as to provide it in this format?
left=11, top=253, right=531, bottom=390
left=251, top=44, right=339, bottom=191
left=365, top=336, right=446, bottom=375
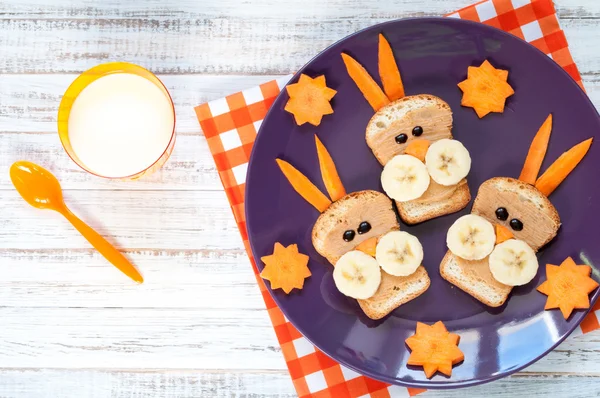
left=357, top=222, right=371, bottom=234
left=395, top=133, right=408, bottom=144
left=412, top=126, right=424, bottom=136
left=510, top=219, right=523, bottom=231
left=495, top=207, right=509, bottom=221
left=343, top=230, right=356, bottom=242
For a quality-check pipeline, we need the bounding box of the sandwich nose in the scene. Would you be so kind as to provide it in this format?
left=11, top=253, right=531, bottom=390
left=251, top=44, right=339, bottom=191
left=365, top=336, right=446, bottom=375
left=495, top=224, right=514, bottom=244
left=405, top=139, right=431, bottom=162
left=355, top=236, right=378, bottom=257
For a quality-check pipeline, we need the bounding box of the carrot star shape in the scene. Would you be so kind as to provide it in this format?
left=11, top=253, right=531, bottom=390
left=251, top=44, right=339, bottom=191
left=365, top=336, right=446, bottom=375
left=260, top=242, right=311, bottom=294
left=458, top=59, right=514, bottom=118
left=405, top=321, right=464, bottom=378
left=537, top=257, right=599, bottom=319
left=284, top=74, right=337, bottom=126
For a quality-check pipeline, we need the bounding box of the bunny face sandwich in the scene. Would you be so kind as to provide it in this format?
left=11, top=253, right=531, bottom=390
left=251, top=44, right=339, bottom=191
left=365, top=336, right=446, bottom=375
left=440, top=115, right=593, bottom=306
left=276, top=135, right=430, bottom=319
left=366, top=95, right=472, bottom=224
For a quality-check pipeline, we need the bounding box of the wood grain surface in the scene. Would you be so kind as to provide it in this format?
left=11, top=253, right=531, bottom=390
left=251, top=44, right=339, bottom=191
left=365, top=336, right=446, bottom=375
left=0, top=0, right=599, bottom=396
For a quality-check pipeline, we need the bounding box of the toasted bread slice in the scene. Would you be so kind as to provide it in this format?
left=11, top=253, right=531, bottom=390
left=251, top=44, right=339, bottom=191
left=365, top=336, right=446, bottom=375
left=396, top=179, right=471, bottom=225
left=440, top=251, right=511, bottom=307
left=365, top=95, right=470, bottom=224
left=311, top=190, right=430, bottom=319
left=471, top=177, right=560, bottom=251
left=441, top=177, right=562, bottom=307
left=359, top=266, right=430, bottom=320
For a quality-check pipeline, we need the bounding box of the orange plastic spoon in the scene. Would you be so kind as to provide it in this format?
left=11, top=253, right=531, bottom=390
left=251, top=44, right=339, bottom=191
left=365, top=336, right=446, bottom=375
left=10, top=161, right=143, bottom=283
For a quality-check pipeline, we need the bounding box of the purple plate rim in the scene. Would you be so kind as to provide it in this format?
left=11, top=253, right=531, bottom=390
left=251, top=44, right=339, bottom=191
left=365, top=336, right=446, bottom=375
left=245, top=16, right=600, bottom=389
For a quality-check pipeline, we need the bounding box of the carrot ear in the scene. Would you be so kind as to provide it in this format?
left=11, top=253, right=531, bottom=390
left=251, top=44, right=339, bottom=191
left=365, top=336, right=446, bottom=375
left=535, top=138, right=593, bottom=196
left=315, top=135, right=346, bottom=202
left=276, top=159, right=332, bottom=213
left=519, top=114, right=553, bottom=184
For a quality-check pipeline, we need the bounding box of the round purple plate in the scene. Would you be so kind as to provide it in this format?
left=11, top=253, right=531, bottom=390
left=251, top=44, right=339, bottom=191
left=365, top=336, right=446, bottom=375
left=245, top=18, right=600, bottom=388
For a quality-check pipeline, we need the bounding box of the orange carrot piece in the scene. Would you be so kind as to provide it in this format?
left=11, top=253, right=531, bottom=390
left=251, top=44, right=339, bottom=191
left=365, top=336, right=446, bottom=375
left=478, top=60, right=508, bottom=82
left=284, top=74, right=336, bottom=126
left=535, top=138, right=593, bottom=196
left=519, top=114, right=553, bottom=184
left=458, top=61, right=514, bottom=118
left=260, top=242, right=311, bottom=294
left=405, top=321, right=464, bottom=379
left=405, top=139, right=431, bottom=162
left=276, top=158, right=332, bottom=212
left=537, top=257, right=599, bottom=319
left=495, top=224, right=514, bottom=244
left=378, top=34, right=405, bottom=101
left=342, top=53, right=390, bottom=111
left=355, top=237, right=378, bottom=257
left=315, top=135, right=346, bottom=202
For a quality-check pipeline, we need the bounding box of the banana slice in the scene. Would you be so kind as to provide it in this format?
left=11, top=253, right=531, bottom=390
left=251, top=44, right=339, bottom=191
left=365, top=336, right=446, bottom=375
left=489, top=239, right=538, bottom=286
left=333, top=251, right=382, bottom=299
left=381, top=155, right=430, bottom=202
left=425, top=139, right=471, bottom=186
left=375, top=231, right=423, bottom=276
left=446, top=214, right=496, bottom=260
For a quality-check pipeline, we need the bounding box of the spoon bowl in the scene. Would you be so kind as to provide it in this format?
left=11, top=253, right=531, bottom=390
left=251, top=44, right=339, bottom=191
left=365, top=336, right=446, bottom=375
left=10, top=161, right=65, bottom=211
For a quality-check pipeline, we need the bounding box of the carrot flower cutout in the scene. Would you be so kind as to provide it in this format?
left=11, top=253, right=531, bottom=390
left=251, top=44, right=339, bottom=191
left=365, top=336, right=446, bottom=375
left=537, top=257, right=599, bottom=319
left=284, top=74, right=337, bottom=126
left=260, top=243, right=311, bottom=294
left=458, top=59, right=514, bottom=118
left=405, top=321, right=464, bottom=378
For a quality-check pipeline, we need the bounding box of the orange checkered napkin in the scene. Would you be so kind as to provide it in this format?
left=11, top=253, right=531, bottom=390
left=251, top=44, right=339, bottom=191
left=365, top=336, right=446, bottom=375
left=195, top=1, right=594, bottom=396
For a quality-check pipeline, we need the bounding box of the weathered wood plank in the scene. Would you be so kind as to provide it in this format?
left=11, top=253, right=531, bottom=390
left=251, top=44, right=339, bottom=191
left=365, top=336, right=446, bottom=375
left=0, top=370, right=599, bottom=398
left=0, top=249, right=263, bottom=309
left=0, top=133, right=223, bottom=190
left=0, top=3, right=597, bottom=74
left=426, top=374, right=600, bottom=397
left=0, top=0, right=597, bottom=19
left=0, top=73, right=598, bottom=137
left=0, top=369, right=296, bottom=398
left=0, top=74, right=282, bottom=134
left=0, top=190, right=244, bottom=250
left=0, top=307, right=286, bottom=370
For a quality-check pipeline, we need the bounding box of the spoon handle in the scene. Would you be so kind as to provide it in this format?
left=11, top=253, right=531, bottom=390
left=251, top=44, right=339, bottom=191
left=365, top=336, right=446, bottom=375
left=62, top=208, right=144, bottom=283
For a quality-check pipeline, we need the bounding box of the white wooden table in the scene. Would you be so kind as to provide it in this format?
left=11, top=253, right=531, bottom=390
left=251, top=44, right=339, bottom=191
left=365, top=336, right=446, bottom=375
left=0, top=1, right=599, bottom=396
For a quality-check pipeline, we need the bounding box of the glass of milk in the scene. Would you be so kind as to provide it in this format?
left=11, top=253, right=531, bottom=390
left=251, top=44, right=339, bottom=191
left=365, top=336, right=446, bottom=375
left=58, top=62, right=176, bottom=179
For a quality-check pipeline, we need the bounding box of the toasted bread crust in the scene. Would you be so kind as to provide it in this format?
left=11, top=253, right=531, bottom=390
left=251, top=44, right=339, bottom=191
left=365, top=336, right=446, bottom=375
left=358, top=266, right=431, bottom=320
left=440, top=251, right=511, bottom=307
left=397, top=180, right=471, bottom=224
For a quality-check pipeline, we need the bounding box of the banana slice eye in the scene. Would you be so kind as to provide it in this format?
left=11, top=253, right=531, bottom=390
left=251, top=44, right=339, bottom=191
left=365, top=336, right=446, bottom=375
left=425, top=139, right=471, bottom=186
left=375, top=231, right=423, bottom=277
left=447, top=214, right=496, bottom=260
left=381, top=155, right=430, bottom=202
left=489, top=239, right=538, bottom=286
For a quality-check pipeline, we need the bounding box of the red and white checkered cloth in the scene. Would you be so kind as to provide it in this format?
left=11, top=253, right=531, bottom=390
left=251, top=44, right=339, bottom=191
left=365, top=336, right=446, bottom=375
left=195, top=1, right=597, bottom=396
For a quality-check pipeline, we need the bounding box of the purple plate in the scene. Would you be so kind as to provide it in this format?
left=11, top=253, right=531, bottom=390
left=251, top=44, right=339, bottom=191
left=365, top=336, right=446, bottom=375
left=245, top=18, right=600, bottom=388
